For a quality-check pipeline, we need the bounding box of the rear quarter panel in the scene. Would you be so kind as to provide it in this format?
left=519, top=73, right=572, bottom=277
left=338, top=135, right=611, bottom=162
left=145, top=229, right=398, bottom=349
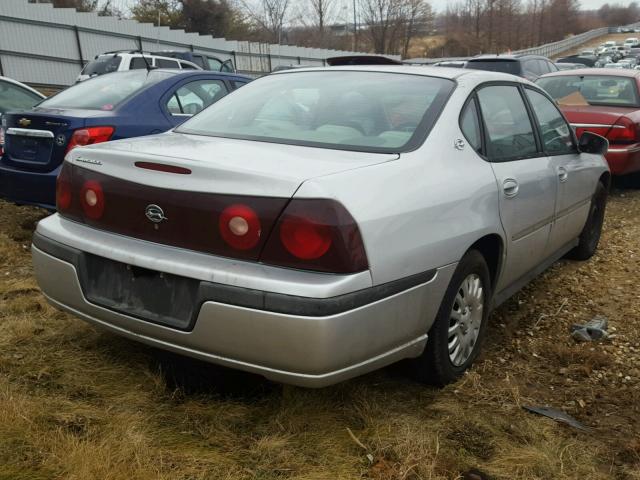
left=295, top=77, right=505, bottom=286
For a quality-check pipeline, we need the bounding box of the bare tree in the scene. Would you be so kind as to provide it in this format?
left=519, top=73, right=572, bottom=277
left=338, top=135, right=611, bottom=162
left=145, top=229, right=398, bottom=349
left=400, top=0, right=432, bottom=57
left=242, top=0, right=291, bottom=43
left=309, top=0, right=336, bottom=40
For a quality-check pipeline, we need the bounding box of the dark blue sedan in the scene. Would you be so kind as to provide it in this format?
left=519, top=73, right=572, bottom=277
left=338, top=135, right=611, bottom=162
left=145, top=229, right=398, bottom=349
left=0, top=69, right=250, bottom=209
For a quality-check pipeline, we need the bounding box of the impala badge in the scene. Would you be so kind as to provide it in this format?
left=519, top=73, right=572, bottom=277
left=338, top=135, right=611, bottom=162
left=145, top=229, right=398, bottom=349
left=18, top=118, right=31, bottom=127
left=145, top=204, right=167, bottom=224
left=55, top=134, right=66, bottom=146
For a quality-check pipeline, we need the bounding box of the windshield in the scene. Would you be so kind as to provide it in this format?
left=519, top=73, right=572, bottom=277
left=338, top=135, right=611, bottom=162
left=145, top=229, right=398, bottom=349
left=537, top=75, right=640, bottom=107
left=176, top=71, right=454, bottom=153
left=466, top=60, right=521, bottom=75
left=82, top=55, right=122, bottom=76
left=39, top=70, right=173, bottom=111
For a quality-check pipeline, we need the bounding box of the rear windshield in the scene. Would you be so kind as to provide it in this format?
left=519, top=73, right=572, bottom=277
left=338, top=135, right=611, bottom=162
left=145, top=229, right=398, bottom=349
left=82, top=56, right=122, bottom=76
left=39, top=70, right=173, bottom=111
left=537, top=75, right=640, bottom=107
left=466, top=60, right=521, bottom=75
left=176, top=71, right=454, bottom=153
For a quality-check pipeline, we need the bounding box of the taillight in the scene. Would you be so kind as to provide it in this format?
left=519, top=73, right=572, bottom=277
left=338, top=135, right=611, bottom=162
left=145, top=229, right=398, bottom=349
left=219, top=204, right=261, bottom=250
left=80, top=180, right=105, bottom=219
left=261, top=199, right=368, bottom=274
left=0, top=126, right=5, bottom=156
left=56, top=163, right=73, bottom=211
left=607, top=117, right=638, bottom=143
left=66, top=126, right=114, bottom=153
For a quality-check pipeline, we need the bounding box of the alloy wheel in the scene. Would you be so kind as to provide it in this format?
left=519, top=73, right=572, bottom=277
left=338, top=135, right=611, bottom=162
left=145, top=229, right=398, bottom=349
left=448, top=273, right=484, bottom=367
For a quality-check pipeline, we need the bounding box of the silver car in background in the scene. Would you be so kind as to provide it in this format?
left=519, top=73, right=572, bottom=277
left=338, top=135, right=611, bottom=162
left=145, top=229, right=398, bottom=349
left=32, top=67, right=609, bottom=387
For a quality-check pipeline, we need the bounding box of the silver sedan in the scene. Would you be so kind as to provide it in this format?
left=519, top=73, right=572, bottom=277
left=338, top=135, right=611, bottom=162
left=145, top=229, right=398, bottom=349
left=32, top=66, right=609, bottom=387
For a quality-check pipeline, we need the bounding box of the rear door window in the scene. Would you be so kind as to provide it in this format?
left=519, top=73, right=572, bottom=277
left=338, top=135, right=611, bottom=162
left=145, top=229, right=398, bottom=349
left=179, top=61, right=198, bottom=70
left=166, top=79, right=228, bottom=115
left=155, top=58, right=180, bottom=69
left=477, top=85, right=538, bottom=161
left=130, top=57, right=152, bottom=70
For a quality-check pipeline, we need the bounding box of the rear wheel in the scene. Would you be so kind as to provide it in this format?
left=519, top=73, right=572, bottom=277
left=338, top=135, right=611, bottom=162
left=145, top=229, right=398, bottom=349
left=410, top=250, right=492, bottom=386
left=566, top=182, right=607, bottom=261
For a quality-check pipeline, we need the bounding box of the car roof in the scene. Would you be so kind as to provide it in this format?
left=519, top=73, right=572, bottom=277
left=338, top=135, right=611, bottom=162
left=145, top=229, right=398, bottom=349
left=270, top=64, right=533, bottom=83
left=540, top=67, right=640, bottom=78
left=0, top=75, right=45, bottom=98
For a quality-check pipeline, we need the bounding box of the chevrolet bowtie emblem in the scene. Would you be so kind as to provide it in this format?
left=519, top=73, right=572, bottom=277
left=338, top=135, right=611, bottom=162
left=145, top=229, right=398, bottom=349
left=18, top=118, right=31, bottom=127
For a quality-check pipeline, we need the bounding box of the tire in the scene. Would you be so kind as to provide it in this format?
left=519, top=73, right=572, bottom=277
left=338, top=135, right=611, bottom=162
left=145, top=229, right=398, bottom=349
left=566, top=182, right=607, bottom=261
left=410, top=249, right=492, bottom=386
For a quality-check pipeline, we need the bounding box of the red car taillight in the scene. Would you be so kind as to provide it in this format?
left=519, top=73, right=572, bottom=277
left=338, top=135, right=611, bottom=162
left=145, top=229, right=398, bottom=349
left=607, top=116, right=638, bottom=143
left=261, top=199, right=368, bottom=274
left=57, top=162, right=105, bottom=220
left=80, top=180, right=105, bottom=219
left=219, top=204, right=261, bottom=250
left=66, top=126, right=114, bottom=153
left=56, top=164, right=369, bottom=274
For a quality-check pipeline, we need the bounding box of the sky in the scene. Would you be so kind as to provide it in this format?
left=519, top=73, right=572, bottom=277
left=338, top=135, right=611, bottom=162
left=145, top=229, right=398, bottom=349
left=428, top=0, right=628, bottom=11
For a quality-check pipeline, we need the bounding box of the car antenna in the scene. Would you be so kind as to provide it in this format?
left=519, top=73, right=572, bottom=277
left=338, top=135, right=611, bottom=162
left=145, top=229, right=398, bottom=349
left=137, top=49, right=154, bottom=72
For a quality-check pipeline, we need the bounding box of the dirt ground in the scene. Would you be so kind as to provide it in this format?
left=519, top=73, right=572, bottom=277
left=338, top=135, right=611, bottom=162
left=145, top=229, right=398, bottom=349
left=0, top=186, right=639, bottom=480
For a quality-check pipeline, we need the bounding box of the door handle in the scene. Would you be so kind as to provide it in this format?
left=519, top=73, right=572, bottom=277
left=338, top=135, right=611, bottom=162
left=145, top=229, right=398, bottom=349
left=503, top=178, right=519, bottom=198
left=558, top=167, right=568, bottom=183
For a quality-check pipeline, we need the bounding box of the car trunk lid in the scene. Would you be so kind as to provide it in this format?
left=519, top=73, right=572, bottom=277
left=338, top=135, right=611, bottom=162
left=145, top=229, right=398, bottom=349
left=2, top=109, right=110, bottom=172
left=560, top=105, right=635, bottom=140
left=59, top=133, right=397, bottom=262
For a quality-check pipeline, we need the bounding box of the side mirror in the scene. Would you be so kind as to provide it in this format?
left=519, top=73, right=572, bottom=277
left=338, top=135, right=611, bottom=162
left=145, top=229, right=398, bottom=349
left=579, top=131, right=609, bottom=155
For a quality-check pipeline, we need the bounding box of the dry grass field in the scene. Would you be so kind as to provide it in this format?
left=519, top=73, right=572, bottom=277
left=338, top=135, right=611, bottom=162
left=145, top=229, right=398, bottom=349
left=0, top=187, right=639, bottom=480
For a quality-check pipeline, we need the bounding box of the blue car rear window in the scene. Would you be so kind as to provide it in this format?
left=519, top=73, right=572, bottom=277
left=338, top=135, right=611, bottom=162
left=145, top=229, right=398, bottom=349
left=39, top=70, right=175, bottom=111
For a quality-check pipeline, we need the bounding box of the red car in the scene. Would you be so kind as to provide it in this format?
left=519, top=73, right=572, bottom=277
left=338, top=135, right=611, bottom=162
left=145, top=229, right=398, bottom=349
left=537, top=68, right=640, bottom=176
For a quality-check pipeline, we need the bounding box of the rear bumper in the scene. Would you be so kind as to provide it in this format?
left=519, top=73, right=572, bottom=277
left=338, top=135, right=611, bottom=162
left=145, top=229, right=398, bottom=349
left=605, top=145, right=640, bottom=175
left=32, top=229, right=455, bottom=387
left=0, top=159, right=58, bottom=209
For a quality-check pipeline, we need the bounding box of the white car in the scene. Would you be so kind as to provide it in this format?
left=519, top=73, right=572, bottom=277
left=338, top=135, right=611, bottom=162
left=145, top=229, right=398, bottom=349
left=0, top=75, right=44, bottom=114
left=76, top=51, right=202, bottom=82
left=624, top=37, right=639, bottom=47
left=0, top=76, right=45, bottom=154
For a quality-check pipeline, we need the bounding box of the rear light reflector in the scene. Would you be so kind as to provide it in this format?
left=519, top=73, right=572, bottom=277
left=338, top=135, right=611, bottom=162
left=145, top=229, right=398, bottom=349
left=607, top=117, right=638, bottom=143
left=261, top=199, right=368, bottom=274
left=66, top=126, right=114, bottom=153
left=219, top=204, right=261, bottom=250
left=135, top=162, right=191, bottom=174
left=80, top=180, right=105, bottom=219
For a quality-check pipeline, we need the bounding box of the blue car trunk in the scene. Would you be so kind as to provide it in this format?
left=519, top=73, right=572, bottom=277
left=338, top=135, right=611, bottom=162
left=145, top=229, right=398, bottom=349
left=3, top=109, right=110, bottom=172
